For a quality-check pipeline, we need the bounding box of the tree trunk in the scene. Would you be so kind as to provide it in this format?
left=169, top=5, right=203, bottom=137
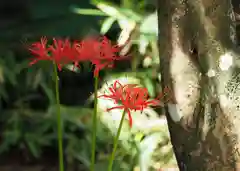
left=157, top=0, right=240, bottom=170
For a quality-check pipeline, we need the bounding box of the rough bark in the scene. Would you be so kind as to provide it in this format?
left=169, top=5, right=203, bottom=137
left=157, top=0, right=240, bottom=170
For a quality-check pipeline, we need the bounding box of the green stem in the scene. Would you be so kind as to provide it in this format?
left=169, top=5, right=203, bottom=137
left=91, top=76, right=99, bottom=171
left=53, top=63, right=64, bottom=171
left=108, top=110, right=126, bottom=171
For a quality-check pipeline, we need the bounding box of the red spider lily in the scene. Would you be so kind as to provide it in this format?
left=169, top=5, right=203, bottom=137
left=79, top=36, right=128, bottom=77
left=79, top=36, right=120, bottom=60
left=98, top=36, right=120, bottom=59
left=29, top=36, right=129, bottom=75
left=76, top=37, right=107, bottom=76
left=98, top=81, right=164, bottom=127
left=29, top=37, right=50, bottom=65
left=29, top=37, right=84, bottom=70
left=75, top=37, right=100, bottom=59
left=48, top=38, right=83, bottom=70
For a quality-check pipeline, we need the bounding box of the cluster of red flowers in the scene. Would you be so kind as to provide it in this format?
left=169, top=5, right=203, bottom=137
left=28, top=36, right=127, bottom=77
left=29, top=36, right=173, bottom=127
left=99, top=81, right=172, bottom=127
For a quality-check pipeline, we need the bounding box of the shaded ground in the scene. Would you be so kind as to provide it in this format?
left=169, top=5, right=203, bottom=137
left=0, top=149, right=58, bottom=171
left=0, top=165, right=57, bottom=171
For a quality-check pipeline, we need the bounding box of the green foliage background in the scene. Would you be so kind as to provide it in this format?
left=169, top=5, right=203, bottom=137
left=0, top=0, right=177, bottom=170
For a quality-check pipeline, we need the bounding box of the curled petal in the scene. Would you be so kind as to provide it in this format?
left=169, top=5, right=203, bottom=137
left=126, top=110, right=132, bottom=128
left=98, top=80, right=167, bottom=127
left=29, top=36, right=50, bottom=65
left=106, top=105, right=125, bottom=112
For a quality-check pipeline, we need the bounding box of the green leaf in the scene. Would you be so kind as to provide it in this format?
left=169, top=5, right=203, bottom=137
left=143, top=77, right=155, bottom=97
left=4, top=67, right=17, bottom=85
left=95, top=2, right=140, bottom=30
left=0, top=87, right=8, bottom=100
left=15, top=60, right=29, bottom=73
left=0, top=66, right=4, bottom=83
left=71, top=7, right=108, bottom=16
left=117, top=19, right=132, bottom=30
left=95, top=160, right=124, bottom=171
left=40, top=82, right=55, bottom=105
left=100, top=17, right=116, bottom=34
left=96, top=2, right=122, bottom=17
left=93, top=161, right=109, bottom=171
left=36, top=134, right=53, bottom=146
left=118, top=8, right=142, bottom=22
left=0, top=140, right=11, bottom=154
left=47, top=105, right=92, bottom=128
left=32, top=69, right=43, bottom=89
left=2, top=131, right=20, bottom=145
left=140, top=12, right=158, bottom=35
left=26, top=138, right=41, bottom=158
left=138, top=34, right=149, bottom=55
left=139, top=133, right=162, bottom=171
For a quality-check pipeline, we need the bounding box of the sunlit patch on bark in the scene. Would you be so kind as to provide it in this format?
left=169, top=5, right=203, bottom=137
left=167, top=103, right=182, bottom=122
left=219, top=52, right=233, bottom=71
left=207, top=69, right=216, bottom=77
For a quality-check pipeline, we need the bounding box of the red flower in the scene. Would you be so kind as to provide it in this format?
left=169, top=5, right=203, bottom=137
left=48, top=38, right=83, bottom=70
left=98, top=36, right=120, bottom=60
left=29, top=37, right=84, bottom=70
left=28, top=36, right=129, bottom=76
left=29, top=37, right=50, bottom=65
left=98, top=81, right=164, bottom=127
left=80, top=36, right=127, bottom=77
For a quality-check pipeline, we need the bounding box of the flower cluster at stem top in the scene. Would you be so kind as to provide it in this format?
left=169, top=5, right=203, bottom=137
left=28, top=36, right=128, bottom=77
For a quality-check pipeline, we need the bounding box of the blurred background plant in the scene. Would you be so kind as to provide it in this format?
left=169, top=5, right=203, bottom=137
left=0, top=0, right=178, bottom=171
